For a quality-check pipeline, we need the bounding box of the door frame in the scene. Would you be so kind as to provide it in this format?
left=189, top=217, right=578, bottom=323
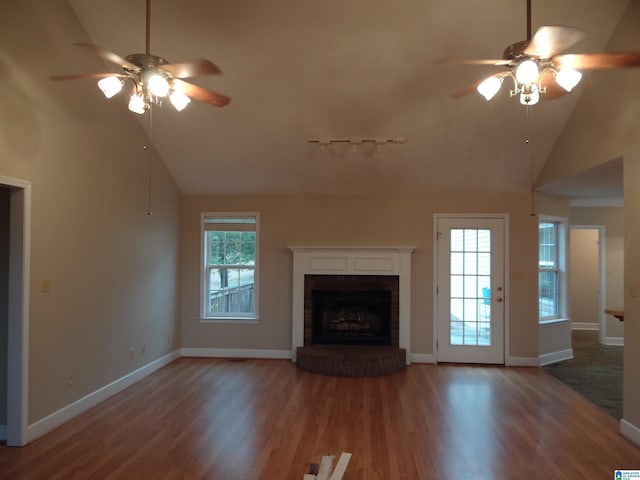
left=1, top=176, right=30, bottom=446
left=433, top=213, right=510, bottom=364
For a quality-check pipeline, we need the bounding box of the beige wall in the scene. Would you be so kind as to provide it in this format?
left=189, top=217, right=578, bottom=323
left=0, top=0, right=181, bottom=424
left=181, top=193, right=539, bottom=360
left=571, top=207, right=624, bottom=339
left=570, top=229, right=600, bottom=324
left=536, top=1, right=640, bottom=432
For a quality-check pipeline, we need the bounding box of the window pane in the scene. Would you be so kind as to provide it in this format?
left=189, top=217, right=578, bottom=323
left=464, top=252, right=477, bottom=274
left=464, top=321, right=478, bottom=344
left=451, top=275, right=464, bottom=298
left=463, top=276, right=477, bottom=298
left=477, top=230, right=491, bottom=252
left=539, top=270, right=558, bottom=318
left=208, top=268, right=255, bottom=314
left=451, top=229, right=464, bottom=251
left=450, top=298, right=463, bottom=321
left=464, top=229, right=477, bottom=252
left=477, top=252, right=491, bottom=276
left=450, top=321, right=463, bottom=345
left=451, top=252, right=464, bottom=275
left=539, top=222, right=557, bottom=269
left=478, top=322, right=491, bottom=345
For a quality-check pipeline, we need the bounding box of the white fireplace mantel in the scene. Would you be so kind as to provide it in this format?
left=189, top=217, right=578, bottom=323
left=288, top=246, right=415, bottom=363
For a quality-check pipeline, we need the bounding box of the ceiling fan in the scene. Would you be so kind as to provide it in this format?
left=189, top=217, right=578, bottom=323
left=50, top=0, right=230, bottom=113
left=437, top=0, right=640, bottom=105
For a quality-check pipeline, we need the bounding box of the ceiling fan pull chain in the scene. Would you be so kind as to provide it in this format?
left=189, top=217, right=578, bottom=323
left=525, top=105, right=536, bottom=216
left=145, top=106, right=153, bottom=216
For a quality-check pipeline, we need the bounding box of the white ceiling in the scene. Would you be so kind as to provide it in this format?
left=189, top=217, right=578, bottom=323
left=63, top=0, right=630, bottom=196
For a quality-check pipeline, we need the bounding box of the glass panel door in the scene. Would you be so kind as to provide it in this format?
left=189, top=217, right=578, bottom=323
left=437, top=217, right=505, bottom=364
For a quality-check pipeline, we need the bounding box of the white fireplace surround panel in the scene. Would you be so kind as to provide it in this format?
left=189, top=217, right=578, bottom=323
left=288, top=247, right=415, bottom=363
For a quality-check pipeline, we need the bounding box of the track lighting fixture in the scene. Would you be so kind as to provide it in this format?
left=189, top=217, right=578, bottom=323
left=307, top=137, right=407, bottom=153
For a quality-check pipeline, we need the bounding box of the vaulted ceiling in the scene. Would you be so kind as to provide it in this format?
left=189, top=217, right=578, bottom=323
left=60, top=0, right=630, bottom=197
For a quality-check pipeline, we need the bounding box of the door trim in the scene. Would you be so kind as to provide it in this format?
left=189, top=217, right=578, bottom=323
left=433, top=214, right=510, bottom=364
left=1, top=176, right=30, bottom=446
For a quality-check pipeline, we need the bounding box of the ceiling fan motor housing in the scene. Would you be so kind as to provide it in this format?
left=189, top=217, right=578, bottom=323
left=124, top=53, right=170, bottom=72
left=502, top=40, right=531, bottom=64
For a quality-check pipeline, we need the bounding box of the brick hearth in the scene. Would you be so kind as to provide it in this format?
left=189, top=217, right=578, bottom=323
left=296, top=346, right=406, bottom=377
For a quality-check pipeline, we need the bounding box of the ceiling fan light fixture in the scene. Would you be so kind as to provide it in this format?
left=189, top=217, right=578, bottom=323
left=519, top=85, right=539, bottom=105
left=555, top=67, right=582, bottom=92
left=128, top=92, right=147, bottom=114
left=477, top=75, right=503, bottom=101
left=146, top=72, right=170, bottom=97
left=97, top=76, right=123, bottom=98
left=515, top=60, right=539, bottom=84
left=169, top=89, right=191, bottom=111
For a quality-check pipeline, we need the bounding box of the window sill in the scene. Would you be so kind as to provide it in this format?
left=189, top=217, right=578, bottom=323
left=199, top=317, right=259, bottom=324
left=539, top=318, right=570, bottom=327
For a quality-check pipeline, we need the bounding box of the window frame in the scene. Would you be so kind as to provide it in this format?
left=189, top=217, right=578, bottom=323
left=538, top=216, right=567, bottom=323
left=200, top=212, right=260, bottom=322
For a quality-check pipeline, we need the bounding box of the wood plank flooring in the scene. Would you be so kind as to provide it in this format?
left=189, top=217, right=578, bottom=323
left=1, top=358, right=639, bottom=479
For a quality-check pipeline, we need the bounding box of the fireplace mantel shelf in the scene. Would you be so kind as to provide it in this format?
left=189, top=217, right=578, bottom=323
left=288, top=246, right=416, bottom=253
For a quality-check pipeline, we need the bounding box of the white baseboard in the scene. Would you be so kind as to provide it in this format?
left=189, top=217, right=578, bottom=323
left=0, top=425, right=6, bottom=441
left=27, top=350, right=180, bottom=443
left=571, top=322, right=599, bottom=331
left=539, top=348, right=574, bottom=366
left=181, top=347, right=293, bottom=360
left=507, top=356, right=540, bottom=367
left=621, top=419, right=640, bottom=446
left=605, top=337, right=624, bottom=346
left=410, top=353, right=435, bottom=364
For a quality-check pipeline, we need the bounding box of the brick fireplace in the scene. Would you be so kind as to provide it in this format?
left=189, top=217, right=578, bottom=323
left=289, top=247, right=414, bottom=364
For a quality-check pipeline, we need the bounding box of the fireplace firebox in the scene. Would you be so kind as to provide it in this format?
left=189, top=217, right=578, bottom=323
left=312, top=290, right=391, bottom=345
left=303, top=274, right=400, bottom=347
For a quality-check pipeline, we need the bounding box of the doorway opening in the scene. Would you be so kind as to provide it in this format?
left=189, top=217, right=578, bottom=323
left=0, top=176, right=30, bottom=447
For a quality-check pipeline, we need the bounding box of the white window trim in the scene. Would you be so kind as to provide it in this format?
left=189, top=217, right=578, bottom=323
left=199, top=212, right=260, bottom=322
left=538, top=215, right=567, bottom=323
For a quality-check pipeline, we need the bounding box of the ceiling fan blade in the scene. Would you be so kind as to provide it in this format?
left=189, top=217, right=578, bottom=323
left=173, top=79, right=231, bottom=107
left=525, top=26, right=585, bottom=58
left=73, top=42, right=138, bottom=70
left=161, top=59, right=222, bottom=78
left=554, top=51, right=640, bottom=70
left=434, top=57, right=512, bottom=66
left=49, top=72, right=127, bottom=81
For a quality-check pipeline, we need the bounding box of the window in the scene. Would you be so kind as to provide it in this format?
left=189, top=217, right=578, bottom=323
left=538, top=218, right=566, bottom=321
left=202, top=214, right=258, bottom=320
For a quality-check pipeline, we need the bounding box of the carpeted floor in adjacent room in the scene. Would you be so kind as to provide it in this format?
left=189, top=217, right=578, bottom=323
left=543, top=330, right=623, bottom=419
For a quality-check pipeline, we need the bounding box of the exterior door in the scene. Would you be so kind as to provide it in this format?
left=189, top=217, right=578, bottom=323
left=436, top=216, right=505, bottom=364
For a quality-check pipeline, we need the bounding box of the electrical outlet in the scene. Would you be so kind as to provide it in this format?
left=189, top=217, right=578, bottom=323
left=141, top=344, right=146, bottom=355
left=66, top=375, right=73, bottom=388
left=41, top=279, right=51, bottom=293
left=129, top=347, right=135, bottom=360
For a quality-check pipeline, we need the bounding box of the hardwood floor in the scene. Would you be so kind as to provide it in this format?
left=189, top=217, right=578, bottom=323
left=1, top=358, right=639, bottom=479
